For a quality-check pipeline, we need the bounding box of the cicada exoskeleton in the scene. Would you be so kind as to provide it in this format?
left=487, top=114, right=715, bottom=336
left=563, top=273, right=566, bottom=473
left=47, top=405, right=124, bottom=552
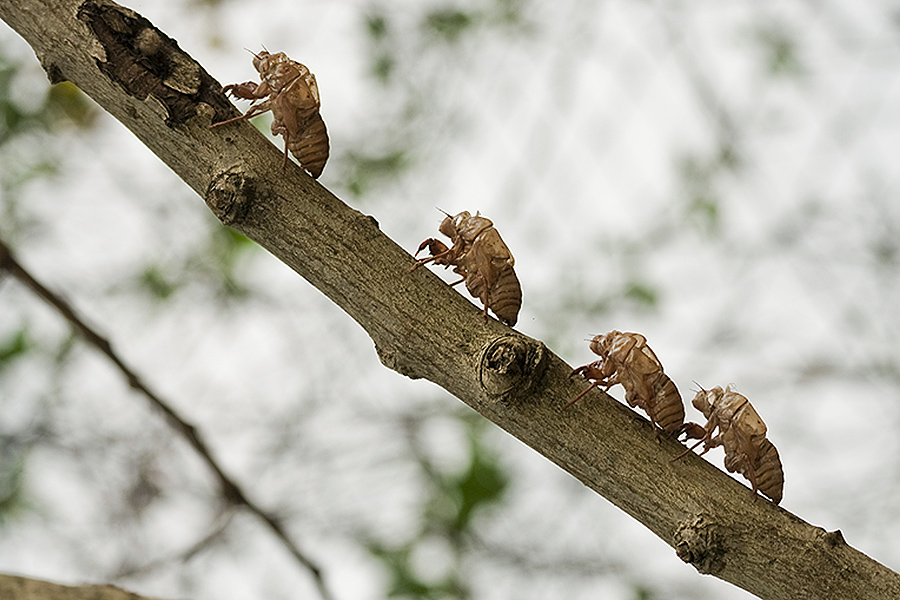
left=211, top=50, right=329, bottom=178
left=413, top=211, right=522, bottom=326
left=569, top=330, right=687, bottom=436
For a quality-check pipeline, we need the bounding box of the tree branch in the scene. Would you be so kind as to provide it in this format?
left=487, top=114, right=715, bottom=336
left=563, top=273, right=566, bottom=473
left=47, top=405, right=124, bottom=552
left=0, top=238, right=333, bottom=600
left=1, top=1, right=898, bottom=599
left=0, top=573, right=168, bottom=600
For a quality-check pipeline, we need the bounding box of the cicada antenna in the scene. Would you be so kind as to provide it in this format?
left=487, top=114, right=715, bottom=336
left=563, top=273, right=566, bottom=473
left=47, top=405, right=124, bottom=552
left=244, top=46, right=270, bottom=59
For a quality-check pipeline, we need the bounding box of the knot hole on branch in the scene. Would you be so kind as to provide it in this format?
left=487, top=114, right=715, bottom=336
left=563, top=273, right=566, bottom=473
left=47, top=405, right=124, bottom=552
left=674, top=514, right=727, bottom=575
left=478, top=335, right=547, bottom=402
left=206, top=168, right=256, bottom=226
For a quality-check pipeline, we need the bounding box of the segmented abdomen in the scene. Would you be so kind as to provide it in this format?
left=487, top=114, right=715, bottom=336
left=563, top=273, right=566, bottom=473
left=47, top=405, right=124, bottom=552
left=487, top=265, right=522, bottom=326
left=645, top=372, right=685, bottom=434
left=753, top=438, right=784, bottom=504
left=288, top=113, right=329, bottom=178
left=463, top=263, right=521, bottom=326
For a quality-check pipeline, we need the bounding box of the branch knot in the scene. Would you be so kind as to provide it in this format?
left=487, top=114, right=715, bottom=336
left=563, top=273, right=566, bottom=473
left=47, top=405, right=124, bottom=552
left=478, top=335, right=547, bottom=401
left=206, top=168, right=256, bottom=226
left=674, top=514, right=727, bottom=575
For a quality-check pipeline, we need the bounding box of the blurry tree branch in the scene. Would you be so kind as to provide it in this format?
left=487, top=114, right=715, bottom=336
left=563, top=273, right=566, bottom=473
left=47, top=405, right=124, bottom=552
left=0, top=237, right=333, bottom=600
left=0, top=573, right=168, bottom=600
left=1, top=2, right=899, bottom=600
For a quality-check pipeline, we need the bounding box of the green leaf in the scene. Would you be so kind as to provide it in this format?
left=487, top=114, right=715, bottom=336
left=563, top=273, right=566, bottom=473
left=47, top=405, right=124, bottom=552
left=623, top=281, right=658, bottom=308
left=44, top=81, right=98, bottom=129
left=425, top=9, right=476, bottom=42
left=366, top=13, right=389, bottom=40
left=756, top=24, right=804, bottom=76
left=688, top=193, right=720, bottom=234
left=430, top=419, right=509, bottom=534
left=0, top=328, right=29, bottom=366
left=367, top=541, right=451, bottom=599
left=139, top=266, right=178, bottom=300
left=372, top=54, right=396, bottom=83
left=345, top=149, right=409, bottom=197
left=0, top=451, right=29, bottom=526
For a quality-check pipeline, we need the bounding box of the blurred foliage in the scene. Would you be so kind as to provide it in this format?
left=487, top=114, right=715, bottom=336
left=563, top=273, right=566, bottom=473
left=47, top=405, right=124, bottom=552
left=0, top=45, right=97, bottom=236
left=423, top=418, right=508, bottom=536
left=43, top=82, right=97, bottom=130
left=369, top=414, right=508, bottom=599
left=679, top=151, right=725, bottom=236
left=423, top=1, right=529, bottom=41
left=368, top=540, right=466, bottom=600
left=365, top=1, right=528, bottom=82
left=424, top=9, right=476, bottom=43
left=365, top=11, right=395, bottom=84
left=138, top=266, right=178, bottom=301
left=348, top=1, right=532, bottom=199
left=204, top=226, right=255, bottom=299
left=0, top=327, right=29, bottom=368
left=133, top=226, right=256, bottom=302
left=188, top=0, right=226, bottom=8
left=631, top=585, right=655, bottom=600
left=0, top=58, right=96, bottom=147
left=344, top=148, right=409, bottom=198
left=755, top=23, right=805, bottom=76
left=0, top=448, right=28, bottom=526
left=623, top=280, right=659, bottom=309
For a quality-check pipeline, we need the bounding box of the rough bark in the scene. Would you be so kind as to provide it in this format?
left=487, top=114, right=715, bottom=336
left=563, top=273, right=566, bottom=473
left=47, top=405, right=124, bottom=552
left=0, top=574, right=166, bottom=600
left=1, top=2, right=899, bottom=599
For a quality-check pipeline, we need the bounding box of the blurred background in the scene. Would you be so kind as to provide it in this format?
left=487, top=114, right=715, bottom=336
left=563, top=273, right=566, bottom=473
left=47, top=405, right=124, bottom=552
left=2, top=1, right=900, bottom=599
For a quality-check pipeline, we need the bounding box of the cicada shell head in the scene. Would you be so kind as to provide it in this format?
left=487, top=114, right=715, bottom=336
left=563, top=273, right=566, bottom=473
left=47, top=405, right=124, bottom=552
left=691, top=386, right=724, bottom=418
left=438, top=212, right=464, bottom=240
left=455, top=212, right=494, bottom=244
left=588, top=331, right=615, bottom=358
left=438, top=213, right=462, bottom=241
left=251, top=50, right=276, bottom=74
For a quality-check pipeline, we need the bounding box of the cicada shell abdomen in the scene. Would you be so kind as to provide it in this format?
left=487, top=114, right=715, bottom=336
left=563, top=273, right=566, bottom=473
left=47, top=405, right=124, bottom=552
left=276, top=111, right=329, bottom=179
left=487, top=264, right=522, bottom=327
left=751, top=438, right=784, bottom=504
left=291, top=113, right=329, bottom=178
left=464, top=263, right=522, bottom=327
left=644, top=372, right=685, bottom=435
left=413, top=211, right=522, bottom=327
left=267, top=65, right=329, bottom=178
